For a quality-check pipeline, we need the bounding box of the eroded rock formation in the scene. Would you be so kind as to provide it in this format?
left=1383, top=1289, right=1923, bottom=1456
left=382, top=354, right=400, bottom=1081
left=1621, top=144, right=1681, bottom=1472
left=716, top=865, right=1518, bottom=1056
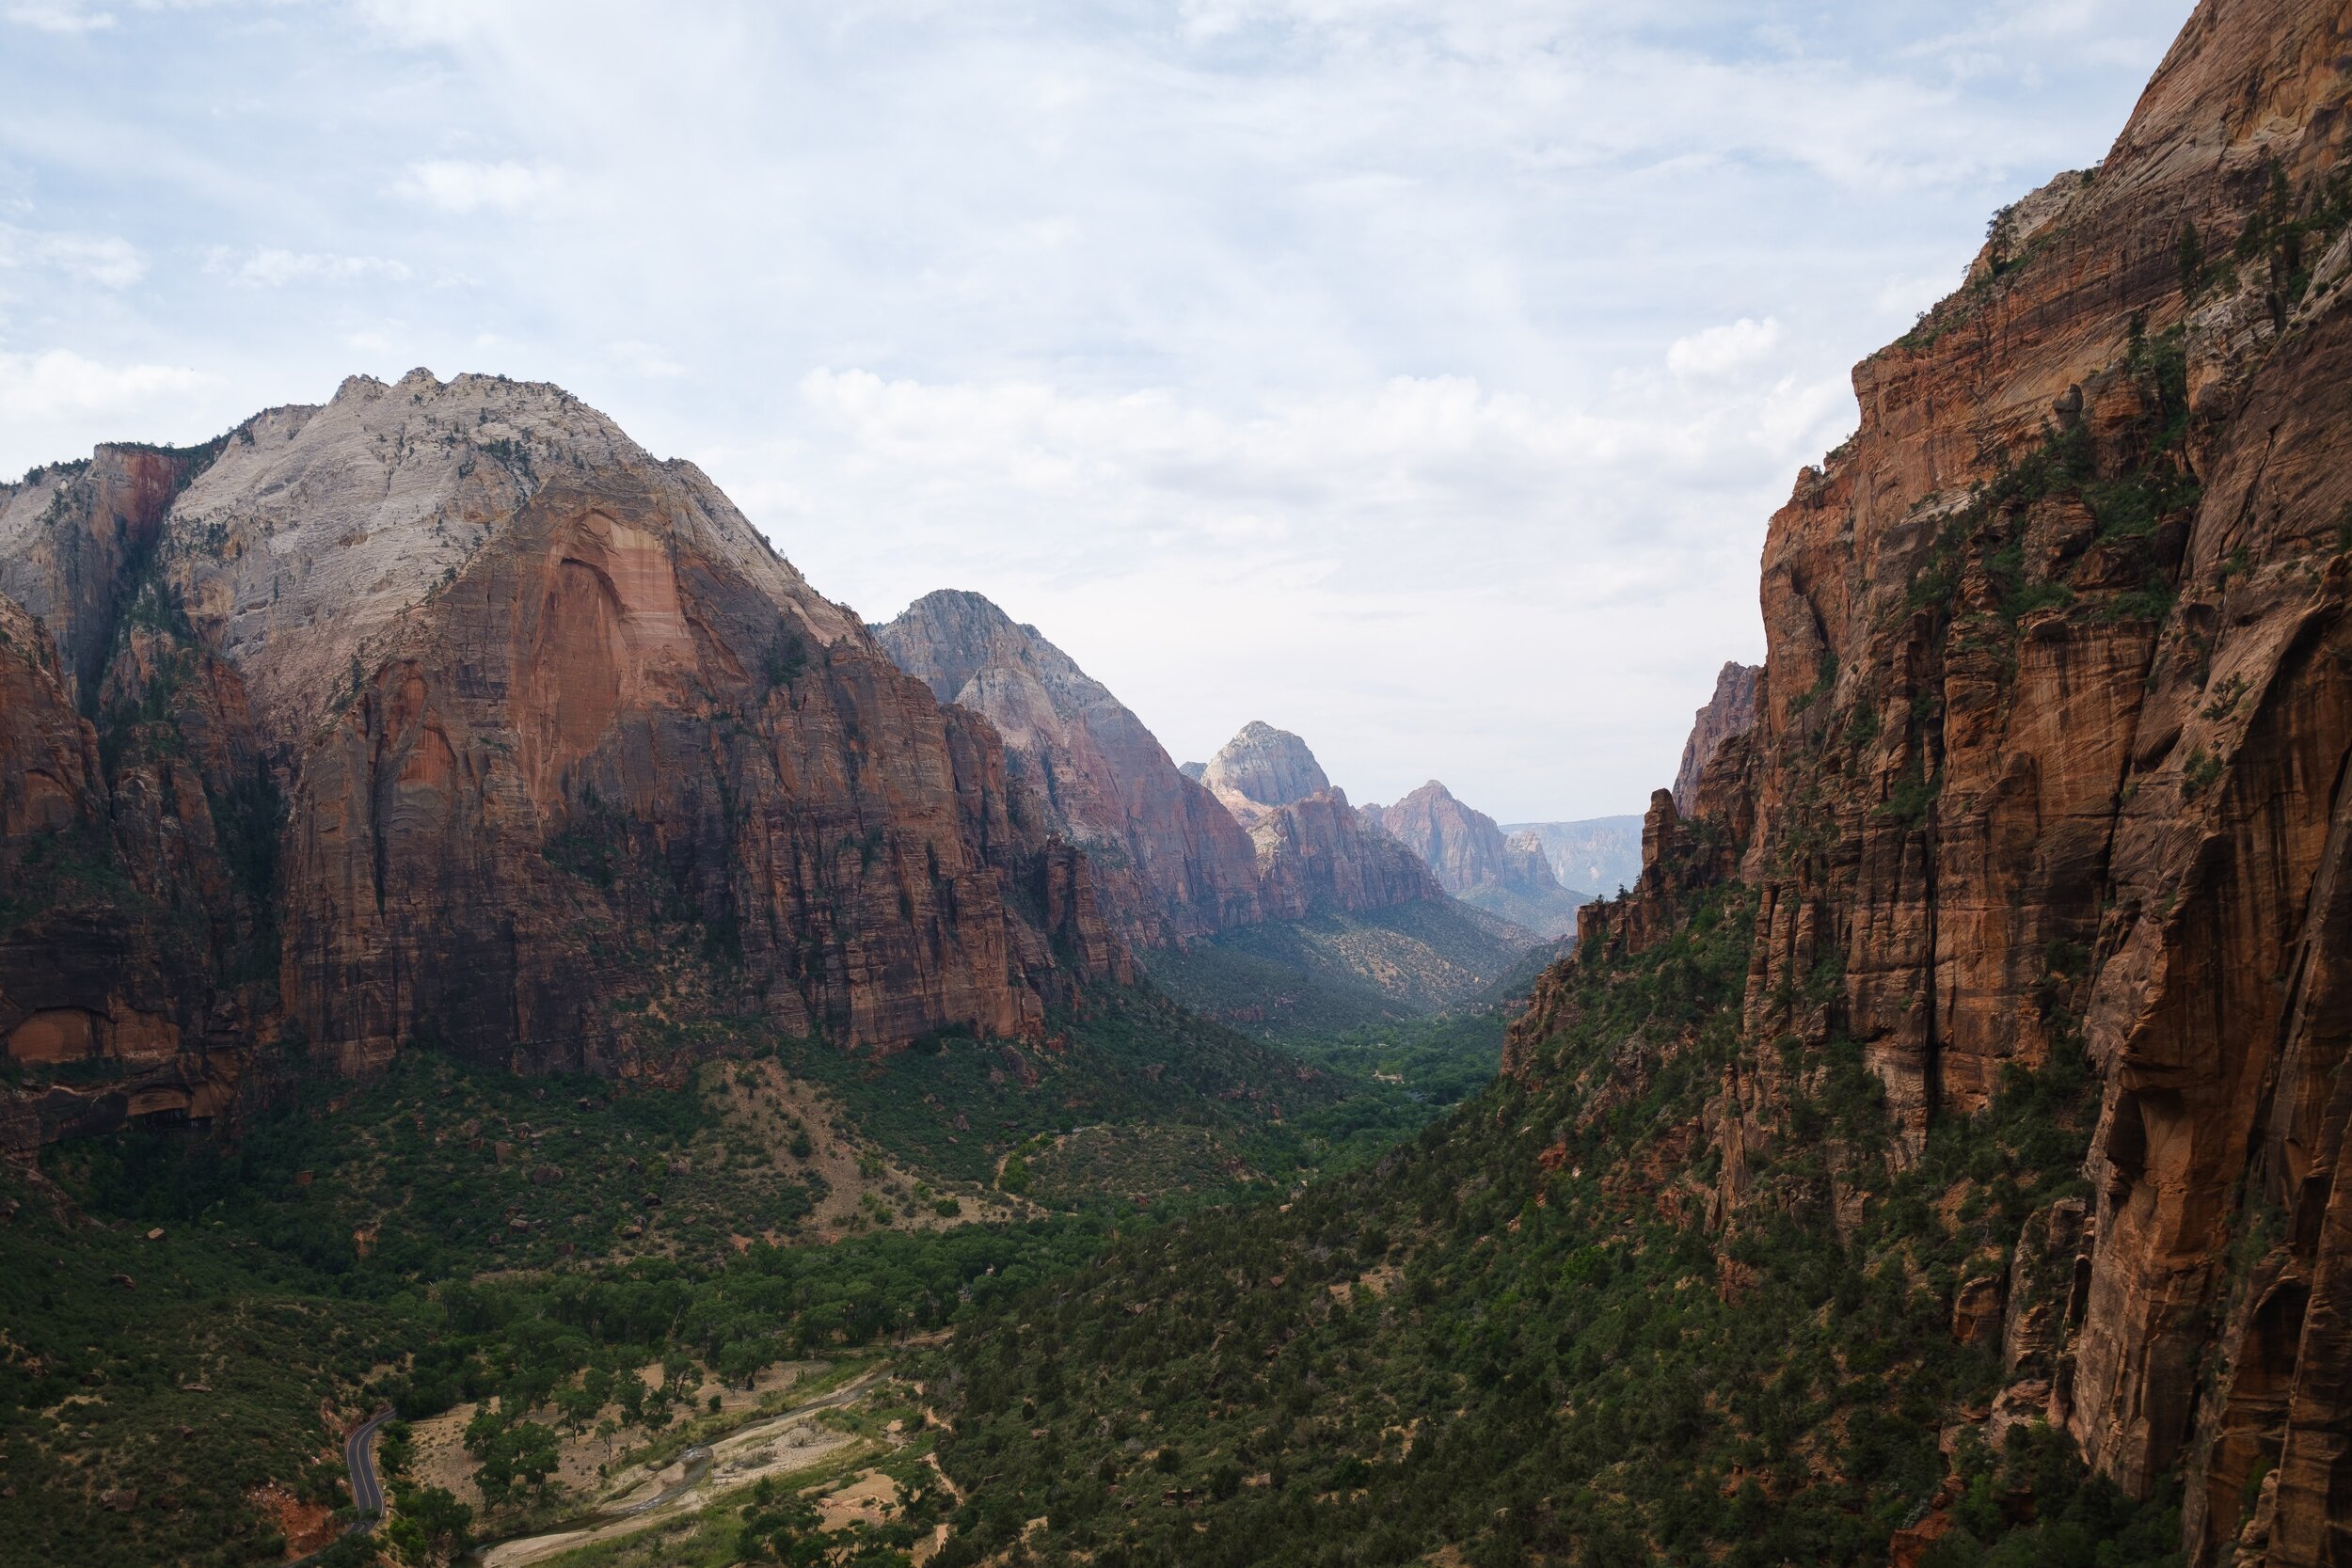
left=1200, top=720, right=1329, bottom=826
left=1671, top=661, right=1761, bottom=816
left=1360, top=780, right=1583, bottom=937
left=1193, top=722, right=1444, bottom=918
left=0, top=372, right=1129, bottom=1136
left=1510, top=1, right=2352, bottom=1559
left=873, top=589, right=1264, bottom=946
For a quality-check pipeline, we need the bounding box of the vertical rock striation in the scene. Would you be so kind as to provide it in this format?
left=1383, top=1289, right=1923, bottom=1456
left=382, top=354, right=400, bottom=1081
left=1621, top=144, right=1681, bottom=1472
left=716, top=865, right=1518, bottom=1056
left=873, top=589, right=1264, bottom=946
left=1671, top=661, right=1761, bottom=816
left=1, top=372, right=1130, bottom=1133
left=1512, top=2, right=2352, bottom=1559
left=1193, top=722, right=1445, bottom=918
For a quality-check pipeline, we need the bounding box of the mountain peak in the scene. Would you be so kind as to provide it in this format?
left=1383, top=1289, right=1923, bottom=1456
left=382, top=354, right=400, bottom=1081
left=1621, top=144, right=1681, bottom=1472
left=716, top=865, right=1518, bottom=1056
left=1202, top=721, right=1329, bottom=811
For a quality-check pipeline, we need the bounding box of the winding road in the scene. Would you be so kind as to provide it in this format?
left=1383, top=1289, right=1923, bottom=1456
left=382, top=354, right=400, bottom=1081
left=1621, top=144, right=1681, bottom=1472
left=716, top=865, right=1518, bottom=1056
left=286, top=1406, right=393, bottom=1567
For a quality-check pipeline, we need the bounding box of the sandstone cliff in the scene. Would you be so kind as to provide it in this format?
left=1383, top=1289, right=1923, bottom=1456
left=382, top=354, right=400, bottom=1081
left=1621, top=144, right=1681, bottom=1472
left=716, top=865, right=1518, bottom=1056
left=1360, top=780, right=1584, bottom=937
left=1193, top=721, right=1444, bottom=919
left=873, top=590, right=1263, bottom=946
left=1, top=372, right=1130, bottom=1136
left=1670, top=660, right=1760, bottom=815
left=1508, top=1, right=2352, bottom=1560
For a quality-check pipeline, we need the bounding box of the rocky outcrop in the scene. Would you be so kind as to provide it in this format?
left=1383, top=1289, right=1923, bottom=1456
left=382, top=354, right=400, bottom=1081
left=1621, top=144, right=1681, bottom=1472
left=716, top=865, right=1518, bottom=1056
left=874, top=590, right=1263, bottom=945
left=1671, top=662, right=1761, bottom=815
left=1190, top=722, right=1444, bottom=919
left=1360, top=780, right=1584, bottom=937
left=0, top=443, right=208, bottom=705
left=1509, top=1, right=2352, bottom=1559
left=1200, top=721, right=1329, bottom=825
left=0, top=473, right=272, bottom=1148
left=1249, top=787, right=1443, bottom=920
left=1, top=371, right=1131, bottom=1129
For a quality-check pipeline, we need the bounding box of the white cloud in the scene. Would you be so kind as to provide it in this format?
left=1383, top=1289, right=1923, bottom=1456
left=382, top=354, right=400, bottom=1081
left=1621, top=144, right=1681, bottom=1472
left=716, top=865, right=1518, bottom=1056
left=0, top=0, right=2194, bottom=815
left=392, top=160, right=559, bottom=214
left=0, top=226, right=144, bottom=286
left=5, top=2, right=114, bottom=32
left=205, top=247, right=411, bottom=287
left=1666, top=318, right=1784, bottom=381
left=0, top=349, right=211, bottom=418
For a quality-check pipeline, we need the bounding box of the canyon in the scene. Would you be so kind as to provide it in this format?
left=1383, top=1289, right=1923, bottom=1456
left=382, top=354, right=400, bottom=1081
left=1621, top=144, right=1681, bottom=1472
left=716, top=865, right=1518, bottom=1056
left=0, top=375, right=1136, bottom=1146
left=5, top=2, right=2351, bottom=1565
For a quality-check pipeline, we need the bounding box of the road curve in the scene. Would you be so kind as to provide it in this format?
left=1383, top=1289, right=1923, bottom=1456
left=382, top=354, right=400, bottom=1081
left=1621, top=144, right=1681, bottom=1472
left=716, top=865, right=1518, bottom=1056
left=285, top=1406, right=393, bottom=1567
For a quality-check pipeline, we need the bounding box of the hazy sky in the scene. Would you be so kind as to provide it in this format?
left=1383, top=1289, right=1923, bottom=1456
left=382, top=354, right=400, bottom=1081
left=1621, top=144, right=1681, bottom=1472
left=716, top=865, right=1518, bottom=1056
left=0, top=0, right=2189, bottom=819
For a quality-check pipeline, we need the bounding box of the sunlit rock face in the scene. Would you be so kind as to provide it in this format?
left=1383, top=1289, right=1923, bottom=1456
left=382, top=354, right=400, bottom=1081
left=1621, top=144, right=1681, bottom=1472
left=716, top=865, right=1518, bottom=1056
left=0, top=372, right=1130, bottom=1136
left=1360, top=780, right=1583, bottom=938
left=1510, top=0, right=2352, bottom=1557
left=875, top=589, right=1265, bottom=948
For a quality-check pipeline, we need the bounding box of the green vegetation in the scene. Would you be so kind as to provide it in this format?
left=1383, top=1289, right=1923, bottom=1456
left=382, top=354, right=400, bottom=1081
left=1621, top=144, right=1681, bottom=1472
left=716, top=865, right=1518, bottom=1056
left=1144, top=900, right=1532, bottom=1038
left=763, top=985, right=1340, bottom=1190
left=918, top=882, right=2177, bottom=1567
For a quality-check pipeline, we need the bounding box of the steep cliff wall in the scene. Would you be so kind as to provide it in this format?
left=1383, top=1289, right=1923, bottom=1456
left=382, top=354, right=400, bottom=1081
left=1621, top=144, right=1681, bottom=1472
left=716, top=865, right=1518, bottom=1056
left=1670, top=661, right=1760, bottom=815
left=1200, top=720, right=1329, bottom=825
left=1, top=372, right=1130, bottom=1131
left=1192, top=721, right=1446, bottom=919
left=874, top=590, right=1264, bottom=946
left=1508, top=2, right=2352, bottom=1560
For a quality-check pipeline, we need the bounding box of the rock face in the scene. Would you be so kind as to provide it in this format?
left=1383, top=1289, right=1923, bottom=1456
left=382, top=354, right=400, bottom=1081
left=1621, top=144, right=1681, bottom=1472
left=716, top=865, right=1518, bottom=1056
left=1670, top=662, right=1761, bottom=815
left=1512, top=2, right=2352, bottom=1560
left=1200, top=721, right=1329, bottom=825
left=873, top=590, right=1264, bottom=945
left=0, top=371, right=1129, bottom=1133
left=1192, top=722, right=1444, bottom=918
left=1359, top=780, right=1584, bottom=937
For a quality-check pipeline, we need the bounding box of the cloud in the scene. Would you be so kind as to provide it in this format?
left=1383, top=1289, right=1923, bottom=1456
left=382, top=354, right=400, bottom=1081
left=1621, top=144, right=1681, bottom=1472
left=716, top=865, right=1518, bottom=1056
left=1666, top=318, right=1784, bottom=381
left=0, top=226, right=144, bottom=286
left=0, top=349, right=211, bottom=419
left=0, top=0, right=2192, bottom=816
left=392, top=160, right=559, bottom=214
left=205, top=247, right=411, bottom=287
left=5, top=2, right=114, bottom=31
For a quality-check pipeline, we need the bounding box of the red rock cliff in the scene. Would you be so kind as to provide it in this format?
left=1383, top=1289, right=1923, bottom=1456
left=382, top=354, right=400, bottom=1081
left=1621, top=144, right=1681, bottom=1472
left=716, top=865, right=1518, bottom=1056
left=874, top=589, right=1265, bottom=946
left=2, top=372, right=1129, bottom=1120
left=1514, top=2, right=2352, bottom=1559
left=1360, top=779, right=1582, bottom=937
left=1670, top=661, right=1760, bottom=816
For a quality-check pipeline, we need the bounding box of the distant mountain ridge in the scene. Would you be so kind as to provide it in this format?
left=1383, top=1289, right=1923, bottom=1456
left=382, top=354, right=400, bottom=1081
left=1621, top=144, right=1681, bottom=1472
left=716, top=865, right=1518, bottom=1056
left=1360, top=780, right=1585, bottom=938
left=873, top=590, right=1265, bottom=945
left=1502, top=815, right=1644, bottom=896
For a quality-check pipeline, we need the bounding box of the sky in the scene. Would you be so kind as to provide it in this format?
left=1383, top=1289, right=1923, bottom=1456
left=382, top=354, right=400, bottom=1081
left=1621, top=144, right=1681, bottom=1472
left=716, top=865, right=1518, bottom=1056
left=0, top=0, right=2191, bottom=821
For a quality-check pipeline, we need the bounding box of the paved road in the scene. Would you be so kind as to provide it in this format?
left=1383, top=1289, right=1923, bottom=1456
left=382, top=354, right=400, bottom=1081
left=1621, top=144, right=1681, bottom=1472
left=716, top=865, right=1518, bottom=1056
left=286, top=1407, right=393, bottom=1567
left=344, top=1406, right=393, bottom=1525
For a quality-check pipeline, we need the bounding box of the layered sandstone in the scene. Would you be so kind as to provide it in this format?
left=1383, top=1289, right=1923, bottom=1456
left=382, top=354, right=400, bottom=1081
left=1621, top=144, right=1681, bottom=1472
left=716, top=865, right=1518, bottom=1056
left=1360, top=780, right=1583, bottom=937
left=1670, top=662, right=1760, bottom=815
left=1510, top=1, right=2352, bottom=1560
left=1194, top=722, right=1444, bottom=919
left=1, top=372, right=1129, bottom=1128
left=873, top=590, right=1263, bottom=945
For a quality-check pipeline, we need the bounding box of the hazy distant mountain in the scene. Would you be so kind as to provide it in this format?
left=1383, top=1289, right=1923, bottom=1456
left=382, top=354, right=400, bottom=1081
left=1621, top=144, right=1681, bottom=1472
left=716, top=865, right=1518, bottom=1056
left=1502, top=816, right=1645, bottom=897
left=1360, top=780, right=1586, bottom=938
